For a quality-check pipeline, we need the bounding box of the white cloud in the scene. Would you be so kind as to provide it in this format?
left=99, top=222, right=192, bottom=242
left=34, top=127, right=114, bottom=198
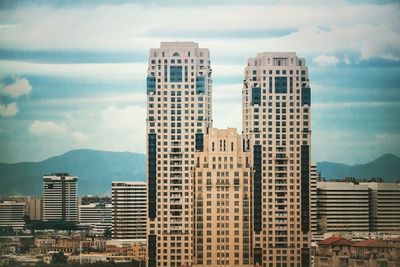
left=0, top=61, right=146, bottom=81
left=71, top=131, right=88, bottom=143
left=30, top=120, right=67, bottom=135
left=213, top=102, right=242, bottom=131
left=313, top=130, right=400, bottom=164
left=313, top=55, right=339, bottom=66
left=101, top=105, right=145, bottom=130
left=29, top=120, right=90, bottom=145
left=0, top=3, right=398, bottom=61
left=0, top=61, right=242, bottom=81
left=212, top=65, right=243, bottom=77
left=344, top=55, right=351, bottom=64
left=1, top=78, right=32, bottom=98
left=0, top=102, right=18, bottom=117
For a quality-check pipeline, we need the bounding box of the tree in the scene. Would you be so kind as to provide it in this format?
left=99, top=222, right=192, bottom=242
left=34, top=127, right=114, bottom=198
left=51, top=251, right=67, bottom=264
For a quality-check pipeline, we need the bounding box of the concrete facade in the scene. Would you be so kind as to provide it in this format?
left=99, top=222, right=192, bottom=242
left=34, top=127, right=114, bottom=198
left=317, top=182, right=370, bottom=233
left=363, top=182, right=400, bottom=232
left=0, top=201, right=25, bottom=230
left=43, top=173, right=78, bottom=222
left=111, top=182, right=146, bottom=240
left=78, top=203, right=112, bottom=236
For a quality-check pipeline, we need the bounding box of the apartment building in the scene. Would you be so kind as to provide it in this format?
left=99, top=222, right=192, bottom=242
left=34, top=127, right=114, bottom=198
left=242, top=52, right=312, bottom=266
left=193, top=128, right=252, bottom=266
left=314, top=236, right=400, bottom=267
left=146, top=42, right=212, bottom=267
left=112, top=182, right=146, bottom=240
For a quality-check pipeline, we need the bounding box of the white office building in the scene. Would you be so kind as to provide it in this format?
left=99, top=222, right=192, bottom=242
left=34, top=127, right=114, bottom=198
left=317, top=182, right=370, bottom=233
left=78, top=203, right=112, bottom=236
left=43, top=173, right=78, bottom=222
left=112, top=182, right=146, bottom=240
left=0, top=201, right=25, bottom=230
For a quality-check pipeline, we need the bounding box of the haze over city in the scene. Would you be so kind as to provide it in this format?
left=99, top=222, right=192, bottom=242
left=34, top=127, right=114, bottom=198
left=0, top=0, right=399, bottom=164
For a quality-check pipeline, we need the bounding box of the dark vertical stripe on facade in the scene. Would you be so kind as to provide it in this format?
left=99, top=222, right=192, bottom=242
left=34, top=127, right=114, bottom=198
left=301, top=145, right=310, bottom=232
left=195, top=133, right=204, bottom=151
left=302, top=247, right=310, bottom=267
left=254, top=247, right=262, bottom=266
left=253, top=145, right=262, bottom=233
left=251, top=87, right=261, bottom=106
left=148, top=234, right=157, bottom=267
left=148, top=133, right=157, bottom=220
left=301, top=86, right=311, bottom=106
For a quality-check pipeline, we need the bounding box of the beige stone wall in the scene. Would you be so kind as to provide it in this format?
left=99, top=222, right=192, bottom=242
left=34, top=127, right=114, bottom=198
left=146, top=42, right=212, bottom=267
left=193, top=128, right=252, bottom=267
left=242, top=52, right=311, bottom=267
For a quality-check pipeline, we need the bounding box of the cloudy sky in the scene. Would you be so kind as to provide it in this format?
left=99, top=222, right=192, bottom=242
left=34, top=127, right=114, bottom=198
left=0, top=0, right=399, bottom=164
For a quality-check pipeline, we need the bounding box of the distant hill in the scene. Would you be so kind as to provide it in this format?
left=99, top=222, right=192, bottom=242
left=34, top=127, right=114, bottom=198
left=1, top=150, right=398, bottom=196
left=0, top=149, right=146, bottom=196
left=317, top=153, right=400, bottom=182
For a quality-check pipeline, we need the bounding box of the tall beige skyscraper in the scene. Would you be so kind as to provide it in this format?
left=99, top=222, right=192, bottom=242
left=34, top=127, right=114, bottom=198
left=146, top=42, right=212, bottom=267
left=242, top=53, right=311, bottom=266
left=193, top=128, right=252, bottom=267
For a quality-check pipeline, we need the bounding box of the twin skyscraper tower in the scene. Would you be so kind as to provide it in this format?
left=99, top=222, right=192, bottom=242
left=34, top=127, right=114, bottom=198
left=146, top=42, right=311, bottom=267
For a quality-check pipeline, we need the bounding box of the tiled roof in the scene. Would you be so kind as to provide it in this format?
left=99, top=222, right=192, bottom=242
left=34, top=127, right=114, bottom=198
left=318, top=236, right=352, bottom=246
left=352, top=239, right=391, bottom=248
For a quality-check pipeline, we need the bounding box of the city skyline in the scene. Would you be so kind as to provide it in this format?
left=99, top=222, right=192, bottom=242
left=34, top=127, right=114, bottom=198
left=0, top=0, right=399, bottom=166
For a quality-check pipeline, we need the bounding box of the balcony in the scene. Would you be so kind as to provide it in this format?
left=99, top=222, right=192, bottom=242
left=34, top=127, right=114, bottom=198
left=170, top=211, right=182, bottom=217
left=170, top=148, right=182, bottom=153
left=170, top=167, right=182, bottom=172
left=275, top=186, right=287, bottom=191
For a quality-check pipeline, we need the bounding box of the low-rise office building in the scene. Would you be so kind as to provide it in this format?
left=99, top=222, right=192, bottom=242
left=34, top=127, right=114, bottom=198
left=317, top=182, right=370, bottom=233
left=363, top=182, right=400, bottom=233
left=78, top=203, right=112, bottom=236
left=0, top=201, right=25, bottom=230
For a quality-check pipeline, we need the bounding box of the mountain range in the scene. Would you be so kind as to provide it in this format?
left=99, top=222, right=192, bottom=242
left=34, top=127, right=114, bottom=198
left=317, top=153, right=400, bottom=182
left=0, top=150, right=399, bottom=196
left=0, top=149, right=145, bottom=196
